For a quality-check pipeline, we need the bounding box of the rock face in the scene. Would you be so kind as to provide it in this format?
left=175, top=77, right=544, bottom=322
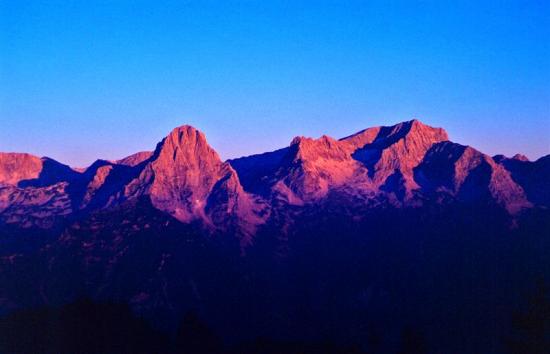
left=116, top=151, right=153, bottom=167
left=230, top=119, right=534, bottom=212
left=229, top=120, right=449, bottom=205
left=0, top=120, right=545, bottom=233
left=344, top=120, right=450, bottom=196
left=0, top=153, right=43, bottom=186
left=123, top=126, right=265, bottom=238
left=0, top=154, right=80, bottom=227
left=0, top=183, right=72, bottom=228
left=0, top=119, right=548, bottom=353
left=0, top=153, right=79, bottom=187
left=416, top=142, right=531, bottom=213
left=262, top=134, right=368, bottom=204
left=125, top=126, right=232, bottom=223
left=0, top=127, right=267, bottom=237
left=495, top=154, right=550, bottom=207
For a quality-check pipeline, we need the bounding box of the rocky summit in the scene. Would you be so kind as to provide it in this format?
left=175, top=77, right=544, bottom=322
left=0, top=119, right=549, bottom=353
left=1, top=119, right=545, bottom=235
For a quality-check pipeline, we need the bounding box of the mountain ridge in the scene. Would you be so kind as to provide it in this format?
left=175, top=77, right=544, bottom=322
left=0, top=119, right=547, bottom=236
left=1, top=119, right=549, bottom=353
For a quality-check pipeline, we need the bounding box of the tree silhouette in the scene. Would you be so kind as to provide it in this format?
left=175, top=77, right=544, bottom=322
left=0, top=298, right=169, bottom=354
left=506, top=280, right=550, bottom=354
left=174, top=311, right=224, bottom=354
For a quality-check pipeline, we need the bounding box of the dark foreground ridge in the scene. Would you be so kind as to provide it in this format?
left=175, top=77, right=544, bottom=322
left=1, top=119, right=549, bottom=353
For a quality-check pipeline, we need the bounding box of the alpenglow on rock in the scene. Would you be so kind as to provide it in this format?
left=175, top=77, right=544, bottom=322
left=0, top=120, right=546, bottom=236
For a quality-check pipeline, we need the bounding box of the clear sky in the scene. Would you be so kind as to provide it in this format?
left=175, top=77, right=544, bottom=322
left=1, top=1, right=548, bottom=167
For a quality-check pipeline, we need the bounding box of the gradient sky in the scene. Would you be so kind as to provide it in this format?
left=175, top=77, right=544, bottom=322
left=1, top=0, right=549, bottom=167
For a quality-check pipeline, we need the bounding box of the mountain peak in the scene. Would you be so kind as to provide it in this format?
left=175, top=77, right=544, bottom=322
left=341, top=119, right=449, bottom=151
left=116, top=151, right=153, bottom=167
left=0, top=119, right=541, bottom=235
left=290, top=134, right=349, bottom=163
left=512, top=153, right=529, bottom=162
left=160, top=125, right=210, bottom=151
left=0, top=152, right=79, bottom=187
left=125, top=125, right=224, bottom=222
left=0, top=152, right=43, bottom=186
left=167, top=124, right=207, bottom=140
left=153, top=124, right=220, bottom=164
left=392, top=119, right=449, bottom=143
left=493, top=153, right=530, bottom=164
left=122, top=124, right=265, bottom=235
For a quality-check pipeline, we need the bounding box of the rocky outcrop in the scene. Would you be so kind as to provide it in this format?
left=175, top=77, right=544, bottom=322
left=0, top=183, right=72, bottom=228
left=116, top=151, right=153, bottom=167
left=0, top=153, right=44, bottom=186
left=232, top=120, right=450, bottom=205
left=0, top=120, right=543, bottom=233
left=344, top=119, right=449, bottom=199
left=0, top=153, right=79, bottom=187
left=495, top=154, right=550, bottom=207
left=415, top=142, right=531, bottom=213
left=122, top=126, right=266, bottom=239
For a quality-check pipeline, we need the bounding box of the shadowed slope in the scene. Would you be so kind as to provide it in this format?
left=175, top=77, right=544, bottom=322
left=0, top=153, right=80, bottom=187
left=123, top=126, right=267, bottom=240
left=415, top=142, right=531, bottom=213
left=116, top=151, right=153, bottom=167
left=0, top=120, right=542, bottom=233
left=495, top=154, right=550, bottom=207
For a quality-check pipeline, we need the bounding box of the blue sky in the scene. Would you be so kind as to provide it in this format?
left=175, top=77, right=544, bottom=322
left=1, top=0, right=548, bottom=166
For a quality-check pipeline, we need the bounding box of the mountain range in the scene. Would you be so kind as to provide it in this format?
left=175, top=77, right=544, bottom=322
left=1, top=120, right=547, bottom=237
left=1, top=119, right=549, bottom=353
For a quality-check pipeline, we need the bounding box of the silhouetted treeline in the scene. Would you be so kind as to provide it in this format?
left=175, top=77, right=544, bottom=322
left=0, top=299, right=371, bottom=354
left=2, top=288, right=548, bottom=354
left=3, top=291, right=548, bottom=354
left=0, top=299, right=168, bottom=354
left=1, top=206, right=549, bottom=353
left=505, top=279, right=550, bottom=354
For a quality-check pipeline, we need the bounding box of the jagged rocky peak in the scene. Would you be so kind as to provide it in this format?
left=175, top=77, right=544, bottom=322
left=417, top=141, right=531, bottom=214
left=342, top=120, right=450, bottom=197
left=289, top=134, right=350, bottom=162
left=341, top=119, right=449, bottom=151
left=0, top=152, right=80, bottom=187
left=116, top=151, right=153, bottom=166
left=159, top=125, right=217, bottom=158
left=395, top=119, right=448, bottom=141
left=124, top=125, right=266, bottom=233
left=340, top=126, right=382, bottom=149
left=512, top=154, right=529, bottom=162
left=231, top=120, right=454, bottom=204
left=373, top=119, right=449, bottom=164
left=149, top=124, right=226, bottom=190
left=493, top=153, right=530, bottom=164
left=125, top=125, right=224, bottom=220
left=0, top=119, right=543, bottom=231
left=0, top=152, right=43, bottom=186
left=265, top=134, right=368, bottom=203
left=285, top=119, right=449, bottom=168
